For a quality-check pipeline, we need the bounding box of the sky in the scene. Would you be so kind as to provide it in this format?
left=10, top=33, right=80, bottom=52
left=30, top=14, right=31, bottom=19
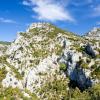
left=0, top=0, right=100, bottom=41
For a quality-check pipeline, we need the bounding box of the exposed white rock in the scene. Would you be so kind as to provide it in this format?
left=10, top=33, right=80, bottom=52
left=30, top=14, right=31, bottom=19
left=2, top=72, right=23, bottom=89
left=23, top=92, right=31, bottom=98
left=23, top=54, right=58, bottom=92
left=84, top=69, right=91, bottom=78
left=88, top=59, right=95, bottom=68
left=85, top=27, right=100, bottom=40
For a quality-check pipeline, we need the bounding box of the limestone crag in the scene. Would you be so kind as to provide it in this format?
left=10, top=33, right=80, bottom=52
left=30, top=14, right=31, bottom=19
left=85, top=27, right=100, bottom=40
left=0, top=23, right=100, bottom=99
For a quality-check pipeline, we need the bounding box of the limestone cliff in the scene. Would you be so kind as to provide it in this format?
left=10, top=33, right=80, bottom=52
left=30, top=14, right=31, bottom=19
left=0, top=23, right=100, bottom=100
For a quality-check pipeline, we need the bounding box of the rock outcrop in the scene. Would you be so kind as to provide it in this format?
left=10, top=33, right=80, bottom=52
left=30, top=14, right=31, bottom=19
left=85, top=43, right=96, bottom=58
left=85, top=27, right=100, bottom=40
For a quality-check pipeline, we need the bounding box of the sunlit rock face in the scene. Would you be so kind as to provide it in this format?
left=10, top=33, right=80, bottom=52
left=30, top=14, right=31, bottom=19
left=0, top=23, right=100, bottom=99
left=85, top=27, right=100, bottom=40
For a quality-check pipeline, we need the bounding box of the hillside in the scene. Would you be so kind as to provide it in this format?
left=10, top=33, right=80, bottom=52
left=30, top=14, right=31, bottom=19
left=0, top=23, right=100, bottom=100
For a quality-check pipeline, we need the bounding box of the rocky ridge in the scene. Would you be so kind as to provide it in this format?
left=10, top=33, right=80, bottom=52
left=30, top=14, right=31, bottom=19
left=0, top=23, right=100, bottom=100
left=85, top=27, right=100, bottom=40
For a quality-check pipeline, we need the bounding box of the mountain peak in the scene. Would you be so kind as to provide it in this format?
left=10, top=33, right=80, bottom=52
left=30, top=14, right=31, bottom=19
left=0, top=23, right=100, bottom=100
left=85, top=27, right=100, bottom=40
left=26, top=22, right=52, bottom=32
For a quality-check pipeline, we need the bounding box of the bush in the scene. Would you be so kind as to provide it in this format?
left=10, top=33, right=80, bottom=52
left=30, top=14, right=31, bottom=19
left=38, top=76, right=69, bottom=100
left=89, top=83, right=100, bottom=100
left=55, top=44, right=63, bottom=55
left=0, top=67, right=7, bottom=81
left=0, top=86, right=39, bottom=100
left=81, top=63, right=88, bottom=69
left=0, top=87, right=28, bottom=100
left=59, top=63, right=67, bottom=71
left=77, top=59, right=89, bottom=69
left=91, top=66, right=100, bottom=79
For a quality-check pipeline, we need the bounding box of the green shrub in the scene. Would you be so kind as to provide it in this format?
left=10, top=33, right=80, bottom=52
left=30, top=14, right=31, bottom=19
left=68, top=88, right=91, bottom=100
left=77, top=59, right=89, bottom=69
left=0, top=67, right=7, bottom=81
left=81, top=63, right=88, bottom=69
left=59, top=63, right=66, bottom=71
left=38, top=76, right=69, bottom=100
left=0, top=87, right=30, bottom=100
left=89, top=83, right=100, bottom=100
left=5, top=62, right=23, bottom=80
left=91, top=66, right=100, bottom=79
left=55, top=44, right=63, bottom=55
left=0, top=56, right=7, bottom=63
left=25, top=89, right=39, bottom=100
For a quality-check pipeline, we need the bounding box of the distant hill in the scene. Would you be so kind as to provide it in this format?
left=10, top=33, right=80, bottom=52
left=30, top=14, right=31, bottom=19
left=0, top=41, right=11, bottom=45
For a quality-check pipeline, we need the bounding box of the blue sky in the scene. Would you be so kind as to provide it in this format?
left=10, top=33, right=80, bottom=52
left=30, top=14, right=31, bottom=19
left=0, top=0, right=100, bottom=41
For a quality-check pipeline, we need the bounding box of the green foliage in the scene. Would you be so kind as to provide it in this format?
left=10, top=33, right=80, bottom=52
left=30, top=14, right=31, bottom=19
left=38, top=76, right=69, bottom=100
left=38, top=78, right=100, bottom=100
left=77, top=59, right=89, bottom=69
left=73, top=45, right=85, bottom=52
left=5, top=62, right=23, bottom=80
left=48, top=31, right=57, bottom=39
left=18, top=46, right=23, bottom=51
left=13, top=68, right=23, bottom=80
left=0, top=41, right=11, bottom=45
left=38, top=72, right=47, bottom=76
left=59, top=63, right=67, bottom=71
left=96, top=54, right=100, bottom=59
left=0, top=56, right=7, bottom=63
left=33, top=49, right=48, bottom=58
left=0, top=67, right=7, bottom=81
left=68, top=88, right=91, bottom=100
left=25, top=89, right=39, bottom=100
left=19, top=32, right=30, bottom=38
left=89, top=83, right=100, bottom=100
left=81, top=63, right=89, bottom=69
left=29, top=28, right=39, bottom=35
left=91, top=66, right=100, bottom=79
left=30, top=59, right=40, bottom=66
left=56, top=48, right=63, bottom=55
left=55, top=44, right=63, bottom=55
left=0, top=83, right=39, bottom=100
left=67, top=37, right=78, bottom=41
left=0, top=56, right=23, bottom=80
left=0, top=86, right=38, bottom=100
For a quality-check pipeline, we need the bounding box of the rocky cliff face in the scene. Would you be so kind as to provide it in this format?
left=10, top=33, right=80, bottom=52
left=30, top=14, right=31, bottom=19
left=0, top=23, right=100, bottom=100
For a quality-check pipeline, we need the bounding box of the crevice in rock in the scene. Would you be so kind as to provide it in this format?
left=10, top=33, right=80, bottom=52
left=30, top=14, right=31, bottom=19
left=68, top=65, right=92, bottom=92
left=85, top=43, right=96, bottom=58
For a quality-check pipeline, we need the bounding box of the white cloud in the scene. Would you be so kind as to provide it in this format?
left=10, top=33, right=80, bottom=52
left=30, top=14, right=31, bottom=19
left=23, top=0, right=75, bottom=22
left=0, top=17, right=16, bottom=24
left=92, top=5, right=100, bottom=16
